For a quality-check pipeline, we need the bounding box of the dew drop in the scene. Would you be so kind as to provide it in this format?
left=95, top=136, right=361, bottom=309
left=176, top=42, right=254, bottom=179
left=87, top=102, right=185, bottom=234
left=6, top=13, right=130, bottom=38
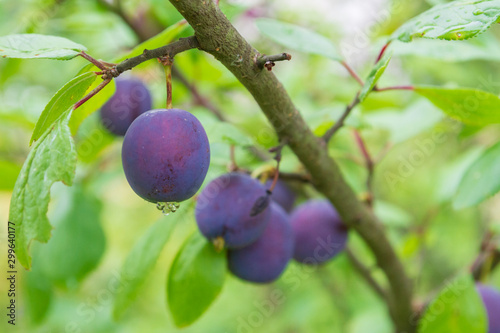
left=456, top=32, right=462, bottom=38
left=156, top=202, right=180, bottom=215
left=433, top=15, right=440, bottom=20
left=473, top=10, right=483, bottom=16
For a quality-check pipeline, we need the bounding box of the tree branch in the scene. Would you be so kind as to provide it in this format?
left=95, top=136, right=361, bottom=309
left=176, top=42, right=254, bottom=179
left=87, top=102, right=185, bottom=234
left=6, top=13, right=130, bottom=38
left=322, top=93, right=360, bottom=142
left=346, top=247, right=388, bottom=300
left=166, top=1, right=414, bottom=331
left=115, top=36, right=199, bottom=74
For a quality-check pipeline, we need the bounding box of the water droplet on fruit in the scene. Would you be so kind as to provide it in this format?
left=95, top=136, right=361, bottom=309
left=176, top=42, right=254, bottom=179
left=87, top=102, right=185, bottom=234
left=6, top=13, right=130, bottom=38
left=156, top=202, right=180, bottom=215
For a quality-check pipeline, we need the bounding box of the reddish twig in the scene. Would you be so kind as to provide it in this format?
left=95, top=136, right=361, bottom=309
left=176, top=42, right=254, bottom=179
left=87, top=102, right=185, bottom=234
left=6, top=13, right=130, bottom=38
left=79, top=51, right=107, bottom=70
left=376, top=41, right=392, bottom=63
left=323, top=92, right=361, bottom=142
left=374, top=85, right=414, bottom=92
left=73, top=78, right=112, bottom=110
left=353, top=129, right=375, bottom=206
left=341, top=61, right=364, bottom=86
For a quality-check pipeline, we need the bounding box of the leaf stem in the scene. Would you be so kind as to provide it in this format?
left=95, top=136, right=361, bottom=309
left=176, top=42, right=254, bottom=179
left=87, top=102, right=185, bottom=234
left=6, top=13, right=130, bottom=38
left=79, top=51, right=107, bottom=70
left=341, top=61, right=364, bottom=86
left=73, top=78, right=111, bottom=110
left=374, top=85, right=414, bottom=92
left=376, top=41, right=392, bottom=63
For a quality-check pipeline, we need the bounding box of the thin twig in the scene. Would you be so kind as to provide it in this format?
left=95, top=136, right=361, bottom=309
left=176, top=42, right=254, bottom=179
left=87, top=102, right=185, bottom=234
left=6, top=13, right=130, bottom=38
left=376, top=41, right=392, bottom=63
left=73, top=78, right=112, bottom=110
left=79, top=51, right=107, bottom=70
left=323, top=93, right=360, bottom=143
left=345, top=247, right=388, bottom=300
left=341, top=61, right=364, bottom=86
left=374, top=85, right=414, bottom=92
left=256, top=53, right=292, bottom=70
left=353, top=129, right=374, bottom=206
left=471, top=231, right=500, bottom=281
left=115, top=37, right=200, bottom=74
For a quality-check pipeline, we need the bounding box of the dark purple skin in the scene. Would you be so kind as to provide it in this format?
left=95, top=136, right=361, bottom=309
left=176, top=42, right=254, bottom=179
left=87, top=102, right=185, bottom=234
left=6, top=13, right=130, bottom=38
left=477, top=284, right=500, bottom=333
left=227, top=203, right=294, bottom=283
left=195, top=173, right=271, bottom=249
left=100, top=78, right=152, bottom=136
left=122, top=109, right=210, bottom=203
left=290, top=199, right=348, bottom=265
left=265, top=179, right=296, bottom=212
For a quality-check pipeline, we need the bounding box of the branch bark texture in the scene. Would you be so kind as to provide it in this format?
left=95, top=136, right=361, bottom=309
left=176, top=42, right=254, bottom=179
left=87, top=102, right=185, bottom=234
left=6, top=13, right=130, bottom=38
left=167, top=1, right=414, bottom=331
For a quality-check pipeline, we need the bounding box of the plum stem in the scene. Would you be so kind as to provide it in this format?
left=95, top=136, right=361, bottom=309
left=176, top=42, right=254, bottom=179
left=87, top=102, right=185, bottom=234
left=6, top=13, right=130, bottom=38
left=267, top=139, right=288, bottom=192
left=160, top=56, right=174, bottom=109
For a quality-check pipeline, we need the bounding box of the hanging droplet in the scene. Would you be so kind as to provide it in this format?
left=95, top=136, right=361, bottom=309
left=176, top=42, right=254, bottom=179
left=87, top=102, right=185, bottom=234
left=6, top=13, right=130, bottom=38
left=156, top=202, right=180, bottom=215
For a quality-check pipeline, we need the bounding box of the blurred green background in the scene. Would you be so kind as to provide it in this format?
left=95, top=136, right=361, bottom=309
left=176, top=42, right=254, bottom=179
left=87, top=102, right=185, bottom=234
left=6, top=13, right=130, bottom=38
left=1, top=0, right=500, bottom=332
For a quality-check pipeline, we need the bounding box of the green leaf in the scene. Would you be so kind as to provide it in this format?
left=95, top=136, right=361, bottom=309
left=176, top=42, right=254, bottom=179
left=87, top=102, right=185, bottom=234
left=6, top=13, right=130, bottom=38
left=206, top=122, right=254, bottom=147
left=0, top=34, right=87, bottom=60
left=113, top=204, right=191, bottom=319
left=255, top=18, right=342, bottom=61
left=418, top=274, right=487, bottom=333
left=9, top=114, right=77, bottom=269
left=167, top=232, right=226, bottom=327
left=68, top=77, right=116, bottom=135
left=359, top=53, right=392, bottom=102
left=37, top=186, right=105, bottom=283
left=0, top=160, right=21, bottom=191
left=30, top=72, right=97, bottom=145
left=454, top=140, right=500, bottom=208
left=114, top=20, right=188, bottom=63
left=392, top=34, right=500, bottom=62
left=393, top=0, right=500, bottom=42
left=414, top=86, right=500, bottom=126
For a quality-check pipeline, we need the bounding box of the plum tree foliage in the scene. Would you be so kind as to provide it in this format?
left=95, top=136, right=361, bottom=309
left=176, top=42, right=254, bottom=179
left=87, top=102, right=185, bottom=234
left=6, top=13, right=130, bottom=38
left=2, top=0, right=500, bottom=332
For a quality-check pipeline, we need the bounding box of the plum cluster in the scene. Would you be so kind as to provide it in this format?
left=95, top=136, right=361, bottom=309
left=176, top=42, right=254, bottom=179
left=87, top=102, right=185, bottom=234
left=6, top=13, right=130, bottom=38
left=195, top=173, right=349, bottom=283
left=477, top=284, right=500, bottom=333
left=102, top=78, right=210, bottom=205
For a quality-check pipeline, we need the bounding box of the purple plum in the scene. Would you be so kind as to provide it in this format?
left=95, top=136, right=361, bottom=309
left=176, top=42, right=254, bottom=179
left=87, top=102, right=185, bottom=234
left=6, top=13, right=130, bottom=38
left=228, top=203, right=294, bottom=283
left=290, top=199, right=348, bottom=264
left=100, top=78, right=152, bottom=136
left=265, top=179, right=296, bottom=212
left=477, top=284, right=500, bottom=333
left=122, top=109, right=210, bottom=203
left=195, top=173, right=271, bottom=249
